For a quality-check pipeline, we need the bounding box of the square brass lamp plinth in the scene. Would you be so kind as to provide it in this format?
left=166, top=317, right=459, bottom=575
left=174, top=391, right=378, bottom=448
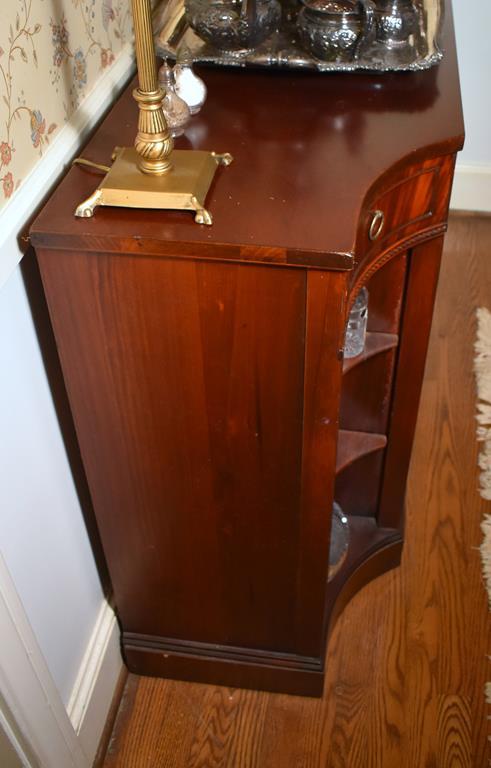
left=75, top=147, right=232, bottom=225
left=74, top=0, right=231, bottom=225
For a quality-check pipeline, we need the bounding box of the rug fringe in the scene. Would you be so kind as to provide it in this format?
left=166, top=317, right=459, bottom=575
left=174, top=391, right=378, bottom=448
left=474, top=308, right=491, bottom=500
left=474, top=309, right=491, bottom=721
left=481, top=515, right=491, bottom=612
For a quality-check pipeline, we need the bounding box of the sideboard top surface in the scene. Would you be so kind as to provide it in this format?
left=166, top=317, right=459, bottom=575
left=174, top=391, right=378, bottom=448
left=31, top=4, right=463, bottom=264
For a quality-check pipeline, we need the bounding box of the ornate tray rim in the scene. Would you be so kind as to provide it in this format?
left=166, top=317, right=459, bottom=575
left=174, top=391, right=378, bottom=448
left=153, top=0, right=444, bottom=73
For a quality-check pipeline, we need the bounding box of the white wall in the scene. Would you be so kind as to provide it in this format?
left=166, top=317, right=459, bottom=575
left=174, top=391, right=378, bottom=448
left=0, top=266, right=104, bottom=706
left=453, top=0, right=491, bottom=166
left=451, top=0, right=491, bottom=210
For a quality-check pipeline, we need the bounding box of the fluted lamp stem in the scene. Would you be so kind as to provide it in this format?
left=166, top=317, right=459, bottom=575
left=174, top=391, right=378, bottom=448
left=131, top=0, right=173, bottom=174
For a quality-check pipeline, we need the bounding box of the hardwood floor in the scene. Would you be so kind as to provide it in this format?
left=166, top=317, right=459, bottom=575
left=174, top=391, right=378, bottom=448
left=102, top=215, right=491, bottom=768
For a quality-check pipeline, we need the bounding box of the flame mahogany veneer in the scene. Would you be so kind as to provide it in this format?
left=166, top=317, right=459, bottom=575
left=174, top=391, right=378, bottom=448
left=31, top=7, right=464, bottom=696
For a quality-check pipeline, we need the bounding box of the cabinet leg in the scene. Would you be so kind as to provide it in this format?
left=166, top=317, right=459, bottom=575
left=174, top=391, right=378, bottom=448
left=378, top=236, right=444, bottom=530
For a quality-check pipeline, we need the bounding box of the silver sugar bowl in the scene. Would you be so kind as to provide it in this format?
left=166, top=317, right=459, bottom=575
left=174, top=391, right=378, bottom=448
left=185, top=0, right=281, bottom=52
left=297, top=0, right=375, bottom=63
left=375, top=0, right=419, bottom=48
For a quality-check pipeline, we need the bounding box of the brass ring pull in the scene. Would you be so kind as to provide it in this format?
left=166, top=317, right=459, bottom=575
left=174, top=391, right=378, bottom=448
left=369, top=210, right=385, bottom=241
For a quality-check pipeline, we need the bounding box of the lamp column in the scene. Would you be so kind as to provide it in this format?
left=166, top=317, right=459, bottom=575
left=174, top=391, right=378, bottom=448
left=131, top=0, right=173, bottom=174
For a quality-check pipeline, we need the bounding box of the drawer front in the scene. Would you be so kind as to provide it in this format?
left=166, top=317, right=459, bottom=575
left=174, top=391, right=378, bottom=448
left=358, top=155, right=455, bottom=265
left=368, top=168, right=436, bottom=242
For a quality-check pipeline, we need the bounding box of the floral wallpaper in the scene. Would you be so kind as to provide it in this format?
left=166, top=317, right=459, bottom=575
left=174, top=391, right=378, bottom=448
left=0, top=0, right=133, bottom=210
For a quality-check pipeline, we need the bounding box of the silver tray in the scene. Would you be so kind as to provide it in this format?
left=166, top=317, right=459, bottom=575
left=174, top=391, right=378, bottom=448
left=154, top=0, right=444, bottom=73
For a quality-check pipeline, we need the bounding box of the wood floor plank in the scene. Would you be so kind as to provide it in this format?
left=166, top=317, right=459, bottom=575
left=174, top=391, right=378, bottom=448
left=437, top=696, right=472, bottom=768
left=103, top=216, right=491, bottom=768
left=186, top=686, right=269, bottom=768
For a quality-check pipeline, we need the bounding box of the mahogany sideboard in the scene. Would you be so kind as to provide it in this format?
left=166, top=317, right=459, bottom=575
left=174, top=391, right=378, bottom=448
left=30, top=8, right=464, bottom=697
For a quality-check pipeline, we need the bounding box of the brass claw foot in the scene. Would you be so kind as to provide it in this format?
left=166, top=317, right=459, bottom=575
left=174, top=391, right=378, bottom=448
left=192, top=197, right=213, bottom=226
left=212, top=152, right=234, bottom=167
left=75, top=189, right=103, bottom=218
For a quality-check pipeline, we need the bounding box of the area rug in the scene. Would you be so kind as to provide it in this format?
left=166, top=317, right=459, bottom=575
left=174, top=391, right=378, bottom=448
left=473, top=307, right=491, bottom=710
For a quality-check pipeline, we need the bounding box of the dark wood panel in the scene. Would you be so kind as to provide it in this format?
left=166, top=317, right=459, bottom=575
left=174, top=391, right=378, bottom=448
left=37, top=250, right=310, bottom=653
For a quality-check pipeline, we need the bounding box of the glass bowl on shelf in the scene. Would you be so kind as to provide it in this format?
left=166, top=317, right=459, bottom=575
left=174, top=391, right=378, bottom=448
left=328, top=501, right=350, bottom=581
left=344, top=286, right=368, bottom=358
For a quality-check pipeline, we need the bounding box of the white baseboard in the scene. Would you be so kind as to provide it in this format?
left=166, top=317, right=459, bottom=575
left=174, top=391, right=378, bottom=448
left=67, top=601, right=123, bottom=766
left=0, top=551, right=90, bottom=768
left=450, top=163, right=491, bottom=213
left=0, top=44, right=135, bottom=292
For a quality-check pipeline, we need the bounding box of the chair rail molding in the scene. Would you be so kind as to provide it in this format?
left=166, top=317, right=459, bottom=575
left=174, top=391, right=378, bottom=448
left=0, top=43, right=135, bottom=291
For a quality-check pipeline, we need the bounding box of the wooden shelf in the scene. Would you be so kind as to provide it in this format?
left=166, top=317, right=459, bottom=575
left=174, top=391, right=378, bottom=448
left=343, top=332, right=398, bottom=374
left=336, top=430, right=387, bottom=474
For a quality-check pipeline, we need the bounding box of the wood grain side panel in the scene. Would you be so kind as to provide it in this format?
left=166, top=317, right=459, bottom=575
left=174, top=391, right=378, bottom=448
left=295, top=270, right=349, bottom=657
left=37, top=250, right=308, bottom=653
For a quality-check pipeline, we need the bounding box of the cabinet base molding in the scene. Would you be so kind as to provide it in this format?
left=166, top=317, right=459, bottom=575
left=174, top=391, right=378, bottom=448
left=123, top=637, right=325, bottom=697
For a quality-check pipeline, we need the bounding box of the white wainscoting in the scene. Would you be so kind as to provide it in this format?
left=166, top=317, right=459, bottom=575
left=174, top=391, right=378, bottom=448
left=67, top=601, right=122, bottom=766
left=451, top=164, right=491, bottom=213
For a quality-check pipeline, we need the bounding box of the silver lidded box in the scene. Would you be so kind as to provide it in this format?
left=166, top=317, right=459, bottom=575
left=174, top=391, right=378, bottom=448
left=154, top=0, right=444, bottom=73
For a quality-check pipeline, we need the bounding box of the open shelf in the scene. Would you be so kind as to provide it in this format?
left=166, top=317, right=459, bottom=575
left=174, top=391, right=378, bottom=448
left=343, top=332, right=398, bottom=374
left=336, top=430, right=387, bottom=474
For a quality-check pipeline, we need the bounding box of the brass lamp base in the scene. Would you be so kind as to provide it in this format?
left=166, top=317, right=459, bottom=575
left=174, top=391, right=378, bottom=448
left=75, top=147, right=233, bottom=225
